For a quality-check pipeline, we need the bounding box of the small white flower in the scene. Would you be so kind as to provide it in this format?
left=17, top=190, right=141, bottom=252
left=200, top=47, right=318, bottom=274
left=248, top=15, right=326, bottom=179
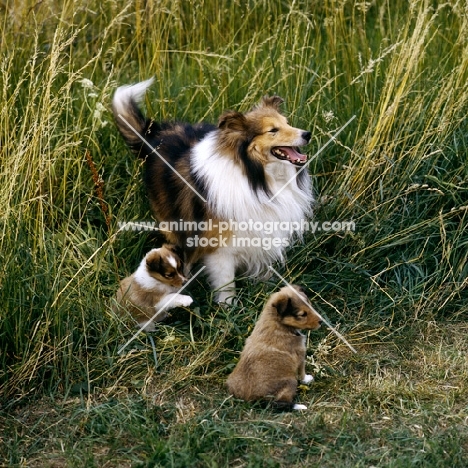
left=93, top=102, right=108, bottom=128
left=322, top=110, right=335, bottom=123
left=356, top=1, right=372, bottom=13
left=79, top=78, right=94, bottom=89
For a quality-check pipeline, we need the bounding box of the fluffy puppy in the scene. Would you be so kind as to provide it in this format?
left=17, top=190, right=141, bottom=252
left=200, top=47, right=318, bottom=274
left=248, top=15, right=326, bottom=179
left=226, top=285, right=322, bottom=410
left=114, top=245, right=193, bottom=331
left=112, top=79, right=313, bottom=303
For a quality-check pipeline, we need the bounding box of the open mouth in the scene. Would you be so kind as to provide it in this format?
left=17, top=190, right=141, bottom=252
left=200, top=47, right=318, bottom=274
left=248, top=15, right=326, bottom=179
left=271, top=147, right=307, bottom=166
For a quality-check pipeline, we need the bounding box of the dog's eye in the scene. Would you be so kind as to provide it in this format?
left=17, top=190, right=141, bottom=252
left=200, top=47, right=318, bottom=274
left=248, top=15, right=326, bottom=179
left=297, top=311, right=307, bottom=318
left=268, top=128, right=279, bottom=134
left=164, top=272, right=175, bottom=278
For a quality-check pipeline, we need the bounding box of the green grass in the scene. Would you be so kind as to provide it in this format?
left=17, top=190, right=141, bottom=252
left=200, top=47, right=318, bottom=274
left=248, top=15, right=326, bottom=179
left=1, top=0, right=468, bottom=466
left=2, top=322, right=468, bottom=467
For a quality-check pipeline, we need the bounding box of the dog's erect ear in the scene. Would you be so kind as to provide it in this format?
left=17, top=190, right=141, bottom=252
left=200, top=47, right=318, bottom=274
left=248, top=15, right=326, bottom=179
left=163, top=243, right=182, bottom=257
left=295, top=285, right=307, bottom=295
left=260, top=95, right=284, bottom=111
left=218, top=110, right=247, bottom=132
left=274, top=296, right=294, bottom=317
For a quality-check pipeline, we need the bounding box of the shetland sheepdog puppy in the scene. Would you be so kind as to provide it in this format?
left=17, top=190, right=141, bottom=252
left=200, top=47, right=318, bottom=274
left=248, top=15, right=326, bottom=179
left=112, top=78, right=313, bottom=302
left=226, top=285, right=322, bottom=410
left=114, top=244, right=193, bottom=331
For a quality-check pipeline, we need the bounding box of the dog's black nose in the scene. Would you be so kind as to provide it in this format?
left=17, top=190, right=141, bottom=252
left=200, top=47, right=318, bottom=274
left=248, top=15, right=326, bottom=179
left=302, top=131, right=311, bottom=143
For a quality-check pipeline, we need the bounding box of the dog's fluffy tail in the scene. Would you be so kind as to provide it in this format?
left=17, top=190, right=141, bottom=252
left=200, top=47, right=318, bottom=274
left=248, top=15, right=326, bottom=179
left=112, top=78, right=154, bottom=157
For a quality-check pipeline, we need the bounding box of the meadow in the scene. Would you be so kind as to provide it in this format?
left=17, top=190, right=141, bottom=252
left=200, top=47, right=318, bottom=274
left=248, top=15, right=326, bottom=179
left=1, top=0, right=468, bottom=466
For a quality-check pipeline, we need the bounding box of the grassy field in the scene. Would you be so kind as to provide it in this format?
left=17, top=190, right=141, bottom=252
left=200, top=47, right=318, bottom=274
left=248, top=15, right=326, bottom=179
left=1, top=0, right=468, bottom=466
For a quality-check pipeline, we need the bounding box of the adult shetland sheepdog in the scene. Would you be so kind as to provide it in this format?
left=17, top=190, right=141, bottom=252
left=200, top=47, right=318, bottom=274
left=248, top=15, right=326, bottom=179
left=113, top=78, right=313, bottom=302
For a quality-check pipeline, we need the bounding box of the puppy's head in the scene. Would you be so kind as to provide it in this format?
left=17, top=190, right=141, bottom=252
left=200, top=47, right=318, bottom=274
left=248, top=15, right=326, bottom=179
left=217, top=96, right=311, bottom=167
left=144, top=244, right=186, bottom=288
left=270, top=285, right=322, bottom=330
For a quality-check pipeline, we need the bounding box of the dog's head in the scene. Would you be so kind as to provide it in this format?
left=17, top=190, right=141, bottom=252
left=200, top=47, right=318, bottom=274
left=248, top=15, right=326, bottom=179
left=217, top=96, right=311, bottom=167
left=144, top=244, right=186, bottom=288
left=270, top=285, right=322, bottom=330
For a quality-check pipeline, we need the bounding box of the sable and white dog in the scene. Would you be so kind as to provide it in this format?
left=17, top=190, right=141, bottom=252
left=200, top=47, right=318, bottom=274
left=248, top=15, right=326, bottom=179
left=114, top=245, right=193, bottom=331
left=113, top=79, right=313, bottom=302
left=226, top=285, right=322, bottom=410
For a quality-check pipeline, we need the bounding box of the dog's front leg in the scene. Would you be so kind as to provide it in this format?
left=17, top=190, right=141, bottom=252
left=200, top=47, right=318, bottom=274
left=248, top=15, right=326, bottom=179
left=156, top=293, right=193, bottom=310
left=204, top=250, right=236, bottom=303
left=299, top=358, right=314, bottom=385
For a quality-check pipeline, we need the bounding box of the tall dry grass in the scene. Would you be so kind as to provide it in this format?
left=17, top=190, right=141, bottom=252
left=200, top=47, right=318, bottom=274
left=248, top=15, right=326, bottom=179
left=0, top=0, right=467, bottom=405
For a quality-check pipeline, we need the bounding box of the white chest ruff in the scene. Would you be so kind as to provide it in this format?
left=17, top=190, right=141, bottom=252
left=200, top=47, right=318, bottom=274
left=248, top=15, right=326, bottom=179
left=192, top=135, right=313, bottom=276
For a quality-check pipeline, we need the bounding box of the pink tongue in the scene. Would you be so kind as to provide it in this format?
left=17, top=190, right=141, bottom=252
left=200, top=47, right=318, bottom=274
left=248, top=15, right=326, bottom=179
left=277, top=146, right=307, bottom=164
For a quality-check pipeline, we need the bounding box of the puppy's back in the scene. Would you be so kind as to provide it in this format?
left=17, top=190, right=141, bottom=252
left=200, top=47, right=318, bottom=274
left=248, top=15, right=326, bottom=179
left=226, top=334, right=301, bottom=402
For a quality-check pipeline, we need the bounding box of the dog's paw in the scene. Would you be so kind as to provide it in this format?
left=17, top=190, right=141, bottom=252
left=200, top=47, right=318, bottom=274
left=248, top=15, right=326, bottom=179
left=216, top=290, right=236, bottom=305
left=293, top=403, right=308, bottom=411
left=301, top=374, right=314, bottom=385
left=175, top=294, right=193, bottom=308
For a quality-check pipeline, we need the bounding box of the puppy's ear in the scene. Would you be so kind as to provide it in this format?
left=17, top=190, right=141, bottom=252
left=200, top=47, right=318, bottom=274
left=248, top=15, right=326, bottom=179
left=273, top=296, right=293, bottom=317
left=218, top=110, right=247, bottom=131
left=163, top=243, right=182, bottom=257
left=260, top=95, right=284, bottom=110
left=295, top=285, right=307, bottom=295
left=146, top=252, right=162, bottom=273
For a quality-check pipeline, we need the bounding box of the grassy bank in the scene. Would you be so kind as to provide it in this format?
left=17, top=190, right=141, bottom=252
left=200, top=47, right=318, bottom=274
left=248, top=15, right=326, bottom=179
left=1, top=0, right=467, bottom=465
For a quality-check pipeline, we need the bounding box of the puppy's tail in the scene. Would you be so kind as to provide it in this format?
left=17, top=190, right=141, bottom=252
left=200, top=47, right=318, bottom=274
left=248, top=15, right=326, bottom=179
left=270, top=401, right=295, bottom=412
left=112, top=78, right=154, bottom=158
left=250, top=400, right=295, bottom=412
